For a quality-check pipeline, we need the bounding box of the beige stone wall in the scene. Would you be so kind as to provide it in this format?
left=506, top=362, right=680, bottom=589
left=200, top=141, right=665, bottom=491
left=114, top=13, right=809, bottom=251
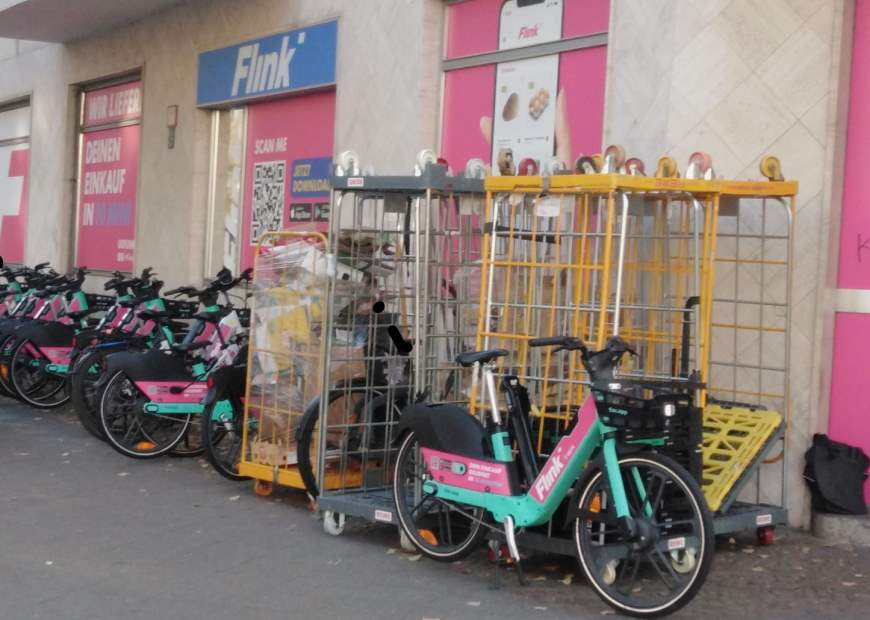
left=605, top=0, right=849, bottom=526
left=0, top=0, right=444, bottom=285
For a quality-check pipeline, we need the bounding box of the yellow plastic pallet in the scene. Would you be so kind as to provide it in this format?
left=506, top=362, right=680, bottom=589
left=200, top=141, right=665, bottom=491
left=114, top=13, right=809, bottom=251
left=701, top=404, right=783, bottom=511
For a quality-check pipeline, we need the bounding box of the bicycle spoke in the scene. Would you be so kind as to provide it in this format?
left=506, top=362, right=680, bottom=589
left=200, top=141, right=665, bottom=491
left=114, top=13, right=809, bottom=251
left=648, top=548, right=681, bottom=591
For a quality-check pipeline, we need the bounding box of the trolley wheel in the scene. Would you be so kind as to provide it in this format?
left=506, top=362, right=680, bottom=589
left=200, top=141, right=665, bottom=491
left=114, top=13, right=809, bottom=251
left=624, top=157, right=646, bottom=176
left=757, top=526, right=775, bottom=546
left=486, top=543, right=512, bottom=563
left=399, top=528, right=416, bottom=553
left=323, top=510, right=346, bottom=536
left=254, top=479, right=273, bottom=497
left=655, top=156, right=679, bottom=178
left=517, top=158, right=538, bottom=176
left=687, top=151, right=713, bottom=178
left=759, top=156, right=784, bottom=181
left=670, top=547, right=698, bottom=574
left=603, top=144, right=626, bottom=171
left=575, top=155, right=600, bottom=174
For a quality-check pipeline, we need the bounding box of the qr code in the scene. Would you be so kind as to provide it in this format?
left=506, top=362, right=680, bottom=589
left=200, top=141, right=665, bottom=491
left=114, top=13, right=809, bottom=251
left=251, top=161, right=285, bottom=243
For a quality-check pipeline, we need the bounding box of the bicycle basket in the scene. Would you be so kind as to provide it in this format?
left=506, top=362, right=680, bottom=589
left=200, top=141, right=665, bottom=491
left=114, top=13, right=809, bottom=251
left=592, top=385, right=693, bottom=437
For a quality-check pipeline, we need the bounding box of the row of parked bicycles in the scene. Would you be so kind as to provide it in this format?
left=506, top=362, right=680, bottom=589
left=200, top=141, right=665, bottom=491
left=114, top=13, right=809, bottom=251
left=0, top=262, right=251, bottom=479
left=0, top=260, right=715, bottom=617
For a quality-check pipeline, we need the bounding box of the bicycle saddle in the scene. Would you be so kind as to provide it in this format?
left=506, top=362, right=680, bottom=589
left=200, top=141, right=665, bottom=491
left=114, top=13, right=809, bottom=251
left=455, top=349, right=509, bottom=367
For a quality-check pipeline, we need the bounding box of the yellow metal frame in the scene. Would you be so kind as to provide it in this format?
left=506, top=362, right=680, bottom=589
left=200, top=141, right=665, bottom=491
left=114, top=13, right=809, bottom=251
left=701, top=403, right=783, bottom=511
left=473, top=171, right=798, bottom=479
left=238, top=230, right=356, bottom=494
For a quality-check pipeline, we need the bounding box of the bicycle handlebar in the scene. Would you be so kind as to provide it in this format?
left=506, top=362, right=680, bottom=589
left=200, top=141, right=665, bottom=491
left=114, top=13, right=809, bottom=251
left=529, top=335, right=637, bottom=382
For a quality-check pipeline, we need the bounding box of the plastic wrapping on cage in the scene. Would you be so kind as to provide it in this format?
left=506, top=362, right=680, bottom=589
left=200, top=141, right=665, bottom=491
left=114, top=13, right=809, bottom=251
left=243, top=234, right=336, bottom=466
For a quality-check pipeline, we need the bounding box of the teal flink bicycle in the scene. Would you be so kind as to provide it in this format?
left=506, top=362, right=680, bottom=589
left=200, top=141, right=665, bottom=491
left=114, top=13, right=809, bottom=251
left=393, top=336, right=713, bottom=617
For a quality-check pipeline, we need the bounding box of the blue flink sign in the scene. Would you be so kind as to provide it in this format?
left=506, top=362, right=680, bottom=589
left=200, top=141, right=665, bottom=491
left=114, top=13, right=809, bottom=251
left=197, top=20, right=337, bottom=106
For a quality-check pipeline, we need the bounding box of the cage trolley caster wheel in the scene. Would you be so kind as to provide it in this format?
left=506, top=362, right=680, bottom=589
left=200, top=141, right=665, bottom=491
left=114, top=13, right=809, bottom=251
left=323, top=510, right=346, bottom=536
left=757, top=526, right=775, bottom=546
left=254, top=480, right=273, bottom=497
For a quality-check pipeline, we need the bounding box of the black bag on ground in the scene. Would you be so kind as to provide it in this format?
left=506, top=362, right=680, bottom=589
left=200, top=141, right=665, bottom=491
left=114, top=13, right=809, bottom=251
left=803, top=433, right=868, bottom=515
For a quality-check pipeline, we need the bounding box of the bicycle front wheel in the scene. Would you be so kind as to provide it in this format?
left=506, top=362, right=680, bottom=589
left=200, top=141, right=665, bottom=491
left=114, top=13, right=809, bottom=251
left=201, top=399, right=249, bottom=481
left=574, top=452, right=713, bottom=618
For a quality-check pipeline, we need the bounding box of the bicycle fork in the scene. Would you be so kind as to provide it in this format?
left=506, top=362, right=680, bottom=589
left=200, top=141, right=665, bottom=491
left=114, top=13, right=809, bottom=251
left=602, top=435, right=649, bottom=543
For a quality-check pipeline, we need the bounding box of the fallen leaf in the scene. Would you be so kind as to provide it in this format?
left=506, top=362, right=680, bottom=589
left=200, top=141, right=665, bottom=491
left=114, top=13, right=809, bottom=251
left=534, top=606, right=547, bottom=611
left=855, top=574, right=864, bottom=578
left=842, top=582, right=857, bottom=587
left=406, top=554, right=422, bottom=562
left=44, top=561, right=53, bottom=566
left=742, top=547, right=755, bottom=554
left=760, top=554, right=769, bottom=559
left=116, top=472, right=129, bottom=477
left=466, top=601, right=481, bottom=607
left=228, top=495, right=240, bottom=501
left=61, top=452, right=69, bottom=457
left=386, top=548, right=396, bottom=555
left=327, top=559, right=341, bottom=565
left=601, top=611, right=615, bottom=616
left=751, top=566, right=765, bottom=572
left=560, top=574, right=574, bottom=585
left=728, top=537, right=736, bottom=545
left=529, top=575, right=547, bottom=582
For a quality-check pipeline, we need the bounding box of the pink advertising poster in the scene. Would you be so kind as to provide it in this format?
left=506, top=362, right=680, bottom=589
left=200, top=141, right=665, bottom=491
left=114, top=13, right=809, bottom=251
left=0, top=145, right=29, bottom=264
left=441, top=0, right=609, bottom=171
left=82, top=80, right=143, bottom=128
left=77, top=81, right=142, bottom=272
left=240, top=90, right=335, bottom=270
left=76, top=124, right=140, bottom=271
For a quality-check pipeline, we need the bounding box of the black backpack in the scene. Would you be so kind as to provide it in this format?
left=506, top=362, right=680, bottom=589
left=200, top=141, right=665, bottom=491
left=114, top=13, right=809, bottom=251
left=803, top=434, right=868, bottom=515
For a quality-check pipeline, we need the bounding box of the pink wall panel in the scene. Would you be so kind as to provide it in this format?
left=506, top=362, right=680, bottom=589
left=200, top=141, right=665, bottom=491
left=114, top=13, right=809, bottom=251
left=827, top=312, right=870, bottom=502
left=837, top=0, right=870, bottom=288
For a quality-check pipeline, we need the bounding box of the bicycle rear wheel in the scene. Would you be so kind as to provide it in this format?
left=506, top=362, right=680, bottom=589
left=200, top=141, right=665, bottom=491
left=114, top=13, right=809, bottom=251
left=393, top=431, right=487, bottom=562
left=99, top=371, right=191, bottom=459
left=574, top=452, right=713, bottom=618
left=10, top=339, right=69, bottom=408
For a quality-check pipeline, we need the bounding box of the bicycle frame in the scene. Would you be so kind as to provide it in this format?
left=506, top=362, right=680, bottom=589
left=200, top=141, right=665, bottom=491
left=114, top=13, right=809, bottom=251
left=419, top=363, right=633, bottom=529
left=138, top=308, right=244, bottom=416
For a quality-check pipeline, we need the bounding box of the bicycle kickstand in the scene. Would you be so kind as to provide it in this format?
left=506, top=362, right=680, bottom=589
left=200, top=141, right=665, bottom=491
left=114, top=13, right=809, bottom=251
left=504, top=516, right=527, bottom=587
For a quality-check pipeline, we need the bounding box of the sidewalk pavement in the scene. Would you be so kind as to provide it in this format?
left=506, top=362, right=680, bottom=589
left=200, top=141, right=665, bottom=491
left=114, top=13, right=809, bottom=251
left=0, top=399, right=868, bottom=620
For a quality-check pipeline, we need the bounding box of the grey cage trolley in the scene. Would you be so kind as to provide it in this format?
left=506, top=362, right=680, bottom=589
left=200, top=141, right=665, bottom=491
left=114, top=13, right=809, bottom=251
left=314, top=153, right=487, bottom=536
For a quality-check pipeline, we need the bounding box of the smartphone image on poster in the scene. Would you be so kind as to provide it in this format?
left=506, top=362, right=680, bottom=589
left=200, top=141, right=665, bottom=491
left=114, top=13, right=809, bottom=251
left=491, top=0, right=563, bottom=174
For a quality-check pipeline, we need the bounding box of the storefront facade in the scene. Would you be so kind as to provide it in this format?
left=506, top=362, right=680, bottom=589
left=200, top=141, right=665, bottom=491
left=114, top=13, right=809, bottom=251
left=0, top=0, right=866, bottom=522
